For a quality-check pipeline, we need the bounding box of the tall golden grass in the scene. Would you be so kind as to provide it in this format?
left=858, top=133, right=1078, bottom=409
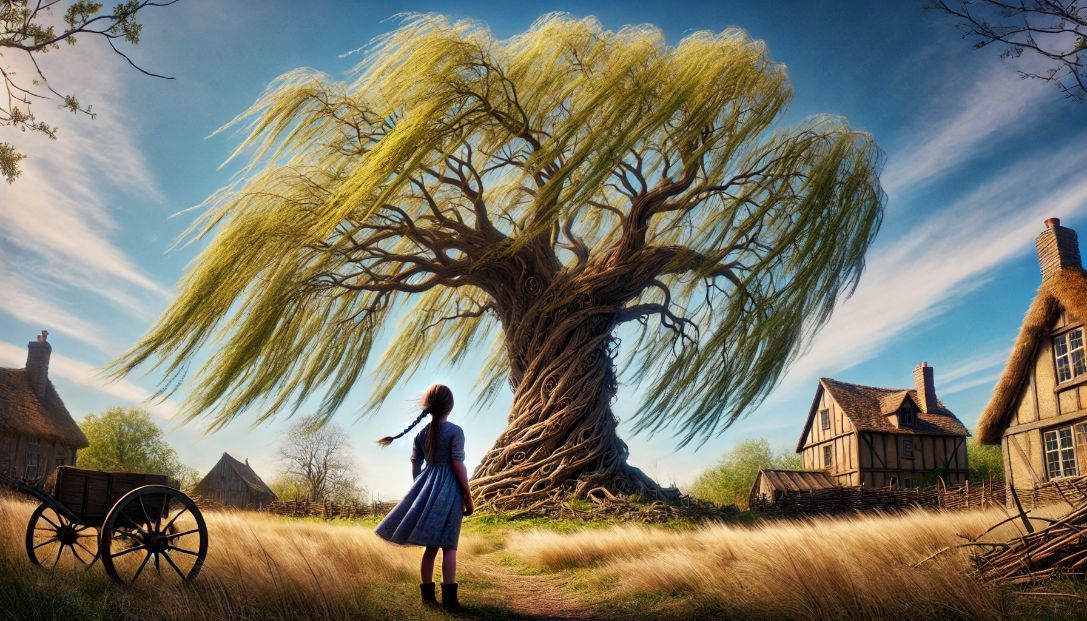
left=506, top=506, right=1079, bottom=621
left=1, top=493, right=1082, bottom=620
left=0, top=495, right=455, bottom=620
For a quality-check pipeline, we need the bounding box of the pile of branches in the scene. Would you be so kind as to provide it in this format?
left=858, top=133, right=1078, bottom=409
left=970, top=503, right=1087, bottom=585
left=917, top=476, right=1087, bottom=588
left=493, top=487, right=740, bottom=523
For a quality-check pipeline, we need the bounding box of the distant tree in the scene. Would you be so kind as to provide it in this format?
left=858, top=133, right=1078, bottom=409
left=111, top=14, right=884, bottom=512
left=277, top=415, right=363, bottom=502
left=0, top=0, right=178, bottom=181
left=689, top=438, right=800, bottom=509
left=933, top=0, right=1087, bottom=101
left=78, top=406, right=197, bottom=486
left=967, top=437, right=1005, bottom=482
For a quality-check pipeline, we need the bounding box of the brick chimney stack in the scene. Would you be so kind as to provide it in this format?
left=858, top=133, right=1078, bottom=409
left=1037, top=217, right=1081, bottom=279
left=25, top=330, right=51, bottom=398
left=914, top=361, right=937, bottom=413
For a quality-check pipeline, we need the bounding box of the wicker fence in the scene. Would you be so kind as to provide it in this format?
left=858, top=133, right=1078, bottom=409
left=188, top=496, right=400, bottom=519
left=751, top=478, right=1007, bottom=517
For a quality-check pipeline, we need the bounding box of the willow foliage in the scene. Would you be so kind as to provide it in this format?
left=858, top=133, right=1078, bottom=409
left=110, top=13, right=883, bottom=445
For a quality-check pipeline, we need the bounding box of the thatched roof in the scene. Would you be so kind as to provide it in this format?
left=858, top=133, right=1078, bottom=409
left=797, top=378, right=968, bottom=452
left=0, top=367, right=88, bottom=448
left=194, top=452, right=276, bottom=498
left=754, top=468, right=836, bottom=493
left=976, top=267, right=1087, bottom=444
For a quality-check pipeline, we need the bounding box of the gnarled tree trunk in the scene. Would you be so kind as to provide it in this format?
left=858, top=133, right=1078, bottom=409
left=471, top=276, right=667, bottom=512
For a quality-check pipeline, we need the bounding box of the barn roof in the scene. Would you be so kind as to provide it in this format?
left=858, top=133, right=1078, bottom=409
left=195, top=452, right=276, bottom=498
left=754, top=468, right=836, bottom=493
left=976, top=267, right=1087, bottom=444
left=797, top=378, right=968, bottom=452
left=0, top=367, right=88, bottom=448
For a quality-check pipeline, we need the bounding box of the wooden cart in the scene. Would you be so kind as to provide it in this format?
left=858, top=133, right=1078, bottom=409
left=13, top=466, right=208, bottom=584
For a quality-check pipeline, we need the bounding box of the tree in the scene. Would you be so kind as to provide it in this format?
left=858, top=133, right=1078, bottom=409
left=689, top=438, right=800, bottom=509
left=110, top=15, right=884, bottom=512
left=933, top=0, right=1087, bottom=101
left=967, top=437, right=1005, bottom=482
left=0, top=0, right=177, bottom=181
left=78, top=406, right=197, bottom=486
left=276, top=415, right=362, bottom=502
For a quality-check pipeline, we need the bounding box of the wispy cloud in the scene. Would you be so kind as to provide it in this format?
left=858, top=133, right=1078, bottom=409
left=785, top=140, right=1087, bottom=390
left=0, top=264, right=109, bottom=350
left=942, top=372, right=1002, bottom=397
left=881, top=62, right=1051, bottom=196
left=0, top=42, right=169, bottom=333
left=0, top=341, right=178, bottom=420
left=937, top=347, right=1012, bottom=384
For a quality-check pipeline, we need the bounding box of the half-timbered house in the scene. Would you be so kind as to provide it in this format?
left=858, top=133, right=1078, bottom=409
left=797, top=363, right=969, bottom=488
left=0, top=331, right=88, bottom=481
left=978, top=218, right=1087, bottom=493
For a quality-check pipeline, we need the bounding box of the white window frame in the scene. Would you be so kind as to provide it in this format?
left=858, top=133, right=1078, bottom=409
left=1044, top=426, right=1079, bottom=480
left=1054, top=327, right=1087, bottom=384
left=819, top=408, right=830, bottom=430
left=822, top=445, right=833, bottom=469
left=902, top=437, right=914, bottom=459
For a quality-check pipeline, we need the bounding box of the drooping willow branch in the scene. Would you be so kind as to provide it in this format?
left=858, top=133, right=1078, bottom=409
left=108, top=14, right=884, bottom=467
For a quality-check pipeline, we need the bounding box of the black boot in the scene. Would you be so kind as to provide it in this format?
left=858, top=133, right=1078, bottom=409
left=441, top=582, right=465, bottom=613
left=420, top=582, right=439, bottom=608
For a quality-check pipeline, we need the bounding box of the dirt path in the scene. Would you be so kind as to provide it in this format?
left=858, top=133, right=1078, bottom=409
left=462, top=550, right=602, bottom=620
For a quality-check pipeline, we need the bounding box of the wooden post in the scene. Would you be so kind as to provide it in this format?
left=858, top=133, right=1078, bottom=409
left=1009, top=486, right=1035, bottom=534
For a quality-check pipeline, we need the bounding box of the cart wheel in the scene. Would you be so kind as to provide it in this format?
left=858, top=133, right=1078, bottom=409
left=99, top=485, right=208, bottom=584
left=24, top=502, right=99, bottom=569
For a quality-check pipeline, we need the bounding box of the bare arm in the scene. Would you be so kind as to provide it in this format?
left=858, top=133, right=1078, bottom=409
left=452, top=460, right=474, bottom=516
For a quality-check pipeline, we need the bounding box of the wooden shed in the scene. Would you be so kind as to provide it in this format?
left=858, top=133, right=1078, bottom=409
left=978, top=218, right=1087, bottom=497
left=749, top=468, right=836, bottom=507
left=796, top=364, right=969, bottom=489
left=0, top=331, right=88, bottom=481
left=193, top=453, right=277, bottom=509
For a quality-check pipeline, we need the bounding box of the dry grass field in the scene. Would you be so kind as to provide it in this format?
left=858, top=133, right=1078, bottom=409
left=1, top=494, right=1085, bottom=621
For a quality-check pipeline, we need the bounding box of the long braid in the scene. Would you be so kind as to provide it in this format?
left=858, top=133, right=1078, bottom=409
left=377, top=409, right=430, bottom=447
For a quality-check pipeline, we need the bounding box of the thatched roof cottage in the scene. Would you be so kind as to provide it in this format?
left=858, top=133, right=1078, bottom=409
left=0, top=331, right=88, bottom=481
left=193, top=452, right=277, bottom=509
left=796, top=365, right=969, bottom=488
left=978, top=218, right=1087, bottom=491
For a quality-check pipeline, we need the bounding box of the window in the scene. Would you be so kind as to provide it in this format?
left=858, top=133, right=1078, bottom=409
left=822, top=445, right=833, bottom=469
left=1044, top=426, right=1079, bottom=479
left=900, top=401, right=915, bottom=426
left=24, top=453, right=39, bottom=479
left=819, top=408, right=830, bottom=430
left=903, top=478, right=918, bottom=489
left=902, top=438, right=914, bottom=459
left=1054, top=327, right=1087, bottom=383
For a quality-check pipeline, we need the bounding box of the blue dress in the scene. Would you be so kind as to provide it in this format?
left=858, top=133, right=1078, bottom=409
left=375, top=420, right=466, bottom=549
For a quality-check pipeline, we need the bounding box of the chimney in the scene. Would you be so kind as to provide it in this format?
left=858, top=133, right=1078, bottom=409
left=25, top=330, right=51, bottom=398
left=1036, top=217, right=1081, bottom=279
left=913, top=361, right=937, bottom=413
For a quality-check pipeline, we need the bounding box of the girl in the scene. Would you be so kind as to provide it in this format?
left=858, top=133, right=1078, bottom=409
left=375, top=384, right=474, bottom=612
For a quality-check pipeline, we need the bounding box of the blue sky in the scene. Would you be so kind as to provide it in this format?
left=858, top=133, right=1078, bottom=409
left=2, top=0, right=1086, bottom=498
